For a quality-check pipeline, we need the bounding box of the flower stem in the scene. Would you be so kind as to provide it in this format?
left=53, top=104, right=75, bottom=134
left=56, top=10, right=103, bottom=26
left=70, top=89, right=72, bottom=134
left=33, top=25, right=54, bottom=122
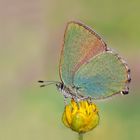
left=78, top=133, right=83, bottom=140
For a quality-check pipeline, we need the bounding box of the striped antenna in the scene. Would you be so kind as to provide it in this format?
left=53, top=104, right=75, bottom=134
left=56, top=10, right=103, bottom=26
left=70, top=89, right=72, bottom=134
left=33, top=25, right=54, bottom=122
left=38, top=80, right=60, bottom=87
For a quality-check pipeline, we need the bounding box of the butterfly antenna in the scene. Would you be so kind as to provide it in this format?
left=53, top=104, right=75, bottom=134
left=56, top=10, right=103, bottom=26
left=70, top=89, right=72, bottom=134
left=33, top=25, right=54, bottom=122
left=38, top=80, right=60, bottom=87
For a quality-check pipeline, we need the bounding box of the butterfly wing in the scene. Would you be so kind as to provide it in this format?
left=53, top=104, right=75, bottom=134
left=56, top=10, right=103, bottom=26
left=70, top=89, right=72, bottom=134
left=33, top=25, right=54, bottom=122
left=73, top=52, right=130, bottom=99
left=59, top=21, right=107, bottom=87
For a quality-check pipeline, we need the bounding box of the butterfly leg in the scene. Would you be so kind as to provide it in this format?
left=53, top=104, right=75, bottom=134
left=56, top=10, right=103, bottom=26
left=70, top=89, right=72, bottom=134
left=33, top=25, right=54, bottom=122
left=88, top=97, right=93, bottom=104
left=78, top=96, right=94, bottom=104
left=63, top=95, right=68, bottom=105
left=79, top=96, right=90, bottom=101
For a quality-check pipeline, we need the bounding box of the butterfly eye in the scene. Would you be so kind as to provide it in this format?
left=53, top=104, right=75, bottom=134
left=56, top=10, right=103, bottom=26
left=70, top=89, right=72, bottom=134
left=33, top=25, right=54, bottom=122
left=61, top=83, right=64, bottom=89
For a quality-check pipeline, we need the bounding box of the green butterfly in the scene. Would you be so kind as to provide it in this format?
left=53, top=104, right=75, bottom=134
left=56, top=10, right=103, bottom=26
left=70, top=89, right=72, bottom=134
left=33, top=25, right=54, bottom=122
left=39, top=21, right=131, bottom=101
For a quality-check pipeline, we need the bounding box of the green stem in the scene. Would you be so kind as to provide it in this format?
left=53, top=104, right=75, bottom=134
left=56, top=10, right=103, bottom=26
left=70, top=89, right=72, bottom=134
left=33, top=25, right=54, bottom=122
left=78, top=133, right=83, bottom=140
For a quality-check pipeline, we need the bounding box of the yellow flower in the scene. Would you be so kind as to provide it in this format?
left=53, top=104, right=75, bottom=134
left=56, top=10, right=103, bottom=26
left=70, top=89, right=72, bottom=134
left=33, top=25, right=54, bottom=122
left=62, top=99, right=99, bottom=133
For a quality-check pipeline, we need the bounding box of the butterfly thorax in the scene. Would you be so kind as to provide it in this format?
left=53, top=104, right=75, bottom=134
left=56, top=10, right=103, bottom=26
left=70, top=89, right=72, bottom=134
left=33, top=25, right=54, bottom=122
left=56, top=82, right=83, bottom=100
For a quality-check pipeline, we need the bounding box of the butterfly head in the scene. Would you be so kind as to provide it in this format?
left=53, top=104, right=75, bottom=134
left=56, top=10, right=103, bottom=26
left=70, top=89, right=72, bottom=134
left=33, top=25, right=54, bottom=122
left=56, top=82, right=64, bottom=91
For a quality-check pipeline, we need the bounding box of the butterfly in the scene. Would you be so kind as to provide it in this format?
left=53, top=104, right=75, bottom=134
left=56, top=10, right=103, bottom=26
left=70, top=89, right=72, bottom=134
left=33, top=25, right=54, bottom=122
left=39, top=21, right=131, bottom=101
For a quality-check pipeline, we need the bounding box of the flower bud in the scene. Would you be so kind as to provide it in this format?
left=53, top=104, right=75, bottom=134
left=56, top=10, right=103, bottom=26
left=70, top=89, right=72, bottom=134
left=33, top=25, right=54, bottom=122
left=62, top=99, right=99, bottom=133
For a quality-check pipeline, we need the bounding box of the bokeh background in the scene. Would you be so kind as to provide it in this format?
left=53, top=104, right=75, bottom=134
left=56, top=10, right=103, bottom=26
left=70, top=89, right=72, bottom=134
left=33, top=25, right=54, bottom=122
left=0, top=0, right=140, bottom=140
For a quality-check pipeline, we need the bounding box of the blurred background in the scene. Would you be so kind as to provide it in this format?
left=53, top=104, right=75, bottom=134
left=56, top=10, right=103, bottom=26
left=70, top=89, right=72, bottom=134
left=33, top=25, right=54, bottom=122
left=0, top=0, right=140, bottom=140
